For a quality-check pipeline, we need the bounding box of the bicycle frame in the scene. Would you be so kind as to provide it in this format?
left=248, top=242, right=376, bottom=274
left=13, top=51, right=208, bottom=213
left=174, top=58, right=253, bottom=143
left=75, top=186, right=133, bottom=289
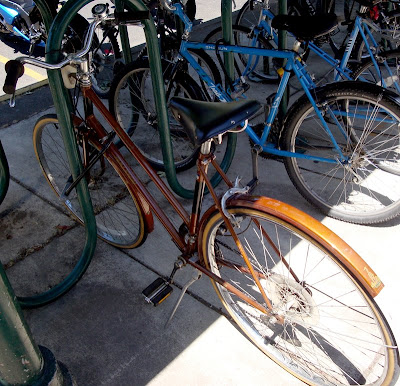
left=77, top=81, right=382, bottom=304
left=80, top=84, right=289, bottom=317
left=168, top=2, right=398, bottom=165
left=5, top=1, right=386, bottom=306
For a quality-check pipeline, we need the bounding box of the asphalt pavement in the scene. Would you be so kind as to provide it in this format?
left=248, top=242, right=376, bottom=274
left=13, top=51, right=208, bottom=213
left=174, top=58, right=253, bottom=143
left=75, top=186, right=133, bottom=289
left=1, top=2, right=400, bottom=385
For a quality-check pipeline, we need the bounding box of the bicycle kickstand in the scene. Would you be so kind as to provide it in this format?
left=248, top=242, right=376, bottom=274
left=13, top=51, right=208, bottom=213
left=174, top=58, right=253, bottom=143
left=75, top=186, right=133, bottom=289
left=165, top=269, right=202, bottom=328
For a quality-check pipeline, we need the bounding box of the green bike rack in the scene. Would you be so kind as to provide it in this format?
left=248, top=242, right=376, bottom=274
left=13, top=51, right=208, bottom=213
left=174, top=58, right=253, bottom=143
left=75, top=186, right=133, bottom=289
left=0, top=141, right=9, bottom=207
left=14, top=0, right=97, bottom=308
left=116, top=0, right=236, bottom=199
left=221, top=0, right=234, bottom=81
left=0, top=266, right=75, bottom=384
left=0, top=3, right=75, bottom=382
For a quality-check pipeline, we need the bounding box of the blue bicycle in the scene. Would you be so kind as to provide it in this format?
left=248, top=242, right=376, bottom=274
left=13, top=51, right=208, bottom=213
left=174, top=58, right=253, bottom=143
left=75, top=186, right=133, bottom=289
left=109, top=0, right=400, bottom=225
left=207, top=0, right=400, bottom=93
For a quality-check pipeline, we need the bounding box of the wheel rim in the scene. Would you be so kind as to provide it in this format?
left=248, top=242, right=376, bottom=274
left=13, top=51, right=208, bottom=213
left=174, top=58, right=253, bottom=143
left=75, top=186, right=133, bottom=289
left=112, top=65, right=198, bottom=169
left=287, top=94, right=400, bottom=222
left=34, top=117, right=144, bottom=248
left=204, top=208, right=395, bottom=384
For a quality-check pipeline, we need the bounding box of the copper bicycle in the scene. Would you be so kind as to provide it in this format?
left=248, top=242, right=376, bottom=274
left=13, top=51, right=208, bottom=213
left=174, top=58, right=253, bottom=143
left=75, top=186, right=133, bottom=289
left=3, top=8, right=399, bottom=385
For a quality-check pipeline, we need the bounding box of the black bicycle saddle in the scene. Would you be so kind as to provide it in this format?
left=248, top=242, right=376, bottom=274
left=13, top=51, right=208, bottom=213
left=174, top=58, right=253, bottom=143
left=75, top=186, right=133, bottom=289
left=271, top=13, right=339, bottom=41
left=169, top=97, right=261, bottom=146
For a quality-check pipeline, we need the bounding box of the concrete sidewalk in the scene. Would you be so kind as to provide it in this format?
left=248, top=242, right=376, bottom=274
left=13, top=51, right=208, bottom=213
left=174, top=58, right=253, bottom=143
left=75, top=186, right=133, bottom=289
left=1, top=90, right=400, bottom=384
left=1, top=6, right=400, bottom=386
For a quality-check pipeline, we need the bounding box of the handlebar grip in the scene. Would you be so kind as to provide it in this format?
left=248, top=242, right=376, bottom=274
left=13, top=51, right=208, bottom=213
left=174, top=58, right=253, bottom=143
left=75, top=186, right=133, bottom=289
left=114, top=10, right=150, bottom=23
left=3, top=60, right=24, bottom=95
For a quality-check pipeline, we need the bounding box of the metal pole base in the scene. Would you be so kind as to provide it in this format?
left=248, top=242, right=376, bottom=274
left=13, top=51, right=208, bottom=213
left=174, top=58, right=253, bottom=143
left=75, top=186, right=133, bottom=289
left=36, top=346, right=75, bottom=386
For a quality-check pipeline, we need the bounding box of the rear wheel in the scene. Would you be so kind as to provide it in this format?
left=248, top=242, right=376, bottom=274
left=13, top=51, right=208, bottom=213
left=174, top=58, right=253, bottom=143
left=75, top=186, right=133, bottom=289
left=109, top=59, right=204, bottom=171
left=282, top=82, right=400, bottom=224
left=201, top=205, right=399, bottom=385
left=33, top=114, right=147, bottom=248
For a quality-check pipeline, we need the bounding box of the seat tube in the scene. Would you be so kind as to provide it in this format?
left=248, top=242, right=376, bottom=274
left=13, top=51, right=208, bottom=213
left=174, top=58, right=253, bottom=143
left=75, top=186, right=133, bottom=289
left=337, top=19, right=359, bottom=81
left=358, top=21, right=390, bottom=88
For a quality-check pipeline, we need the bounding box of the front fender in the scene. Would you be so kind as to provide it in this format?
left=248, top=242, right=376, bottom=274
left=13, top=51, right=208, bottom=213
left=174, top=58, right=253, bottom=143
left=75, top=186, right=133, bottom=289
left=198, top=195, right=383, bottom=298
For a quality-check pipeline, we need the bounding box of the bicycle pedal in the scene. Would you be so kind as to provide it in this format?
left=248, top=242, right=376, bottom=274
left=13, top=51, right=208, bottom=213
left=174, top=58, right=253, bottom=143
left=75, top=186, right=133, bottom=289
left=142, top=278, right=173, bottom=306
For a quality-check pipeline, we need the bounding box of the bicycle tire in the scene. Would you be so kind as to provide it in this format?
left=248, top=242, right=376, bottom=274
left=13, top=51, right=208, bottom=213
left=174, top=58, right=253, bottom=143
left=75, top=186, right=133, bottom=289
left=281, top=81, right=400, bottom=224
left=204, top=24, right=280, bottom=84
left=137, top=35, right=222, bottom=102
left=109, top=59, right=205, bottom=172
left=33, top=114, right=147, bottom=248
left=353, top=48, right=400, bottom=93
left=90, top=25, right=124, bottom=99
left=200, top=202, right=399, bottom=385
left=236, top=0, right=307, bottom=28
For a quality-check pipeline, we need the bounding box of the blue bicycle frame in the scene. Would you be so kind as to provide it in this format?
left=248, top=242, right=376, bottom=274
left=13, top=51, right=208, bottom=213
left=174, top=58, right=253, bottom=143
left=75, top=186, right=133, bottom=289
left=171, top=3, right=398, bottom=166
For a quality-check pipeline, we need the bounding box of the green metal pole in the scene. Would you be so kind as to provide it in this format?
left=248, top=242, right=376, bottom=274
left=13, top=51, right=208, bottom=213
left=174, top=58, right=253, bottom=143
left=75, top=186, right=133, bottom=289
left=221, top=0, right=234, bottom=80
left=219, top=0, right=237, bottom=185
left=15, top=0, right=97, bottom=308
left=0, top=266, right=42, bottom=384
left=0, top=142, right=9, bottom=207
left=115, top=0, right=133, bottom=64
left=278, top=0, right=287, bottom=120
left=0, top=266, right=74, bottom=384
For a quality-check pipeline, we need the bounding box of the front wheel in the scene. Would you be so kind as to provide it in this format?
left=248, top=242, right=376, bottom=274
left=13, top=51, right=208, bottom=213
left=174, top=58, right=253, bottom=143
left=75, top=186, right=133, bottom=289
left=201, top=204, right=399, bottom=385
left=33, top=114, right=147, bottom=248
left=281, top=82, right=400, bottom=224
